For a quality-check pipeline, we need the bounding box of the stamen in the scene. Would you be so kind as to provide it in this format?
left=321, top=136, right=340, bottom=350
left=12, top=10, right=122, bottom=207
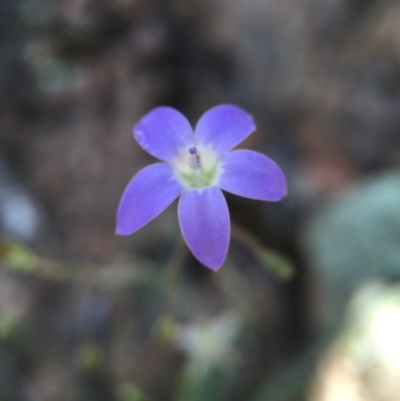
left=188, top=146, right=201, bottom=170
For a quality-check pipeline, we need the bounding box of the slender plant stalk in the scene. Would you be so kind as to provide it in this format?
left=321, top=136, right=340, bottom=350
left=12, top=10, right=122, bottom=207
left=230, top=222, right=294, bottom=280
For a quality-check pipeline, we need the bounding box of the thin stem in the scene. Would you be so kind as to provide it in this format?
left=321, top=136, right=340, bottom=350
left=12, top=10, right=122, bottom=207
left=230, top=222, right=262, bottom=254
left=230, top=222, right=294, bottom=280
left=155, top=235, right=187, bottom=343
left=165, top=234, right=187, bottom=319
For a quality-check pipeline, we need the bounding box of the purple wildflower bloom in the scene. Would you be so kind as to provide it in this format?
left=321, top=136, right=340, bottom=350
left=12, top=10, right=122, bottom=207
left=116, top=105, right=287, bottom=271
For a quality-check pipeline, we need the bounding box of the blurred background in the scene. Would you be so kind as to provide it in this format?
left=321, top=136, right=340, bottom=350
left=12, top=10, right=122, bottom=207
left=1, top=0, right=400, bottom=400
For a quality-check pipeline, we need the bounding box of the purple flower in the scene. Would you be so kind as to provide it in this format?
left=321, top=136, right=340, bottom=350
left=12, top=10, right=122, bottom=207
left=116, top=105, right=287, bottom=271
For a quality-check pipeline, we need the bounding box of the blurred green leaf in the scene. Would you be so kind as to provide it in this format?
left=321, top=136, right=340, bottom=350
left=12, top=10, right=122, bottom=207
left=257, top=247, right=294, bottom=280
left=156, top=315, right=176, bottom=345
left=0, top=312, right=22, bottom=341
left=0, top=240, right=39, bottom=271
left=75, top=342, right=105, bottom=373
left=175, top=365, right=232, bottom=401
left=116, top=382, right=150, bottom=401
left=0, top=239, right=164, bottom=292
left=231, top=224, right=294, bottom=280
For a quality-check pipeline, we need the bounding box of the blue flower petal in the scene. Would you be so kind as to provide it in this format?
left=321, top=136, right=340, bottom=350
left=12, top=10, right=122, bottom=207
left=195, top=104, right=256, bottom=157
left=134, top=107, right=194, bottom=162
left=178, top=187, right=230, bottom=271
left=218, top=150, right=287, bottom=201
left=116, top=163, right=182, bottom=235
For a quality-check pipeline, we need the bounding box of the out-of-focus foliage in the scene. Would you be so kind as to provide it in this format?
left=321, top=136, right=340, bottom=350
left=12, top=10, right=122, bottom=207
left=1, top=0, right=400, bottom=399
left=305, top=173, right=400, bottom=325
left=0, top=237, right=289, bottom=401
left=0, top=239, right=39, bottom=271
left=231, top=224, right=294, bottom=280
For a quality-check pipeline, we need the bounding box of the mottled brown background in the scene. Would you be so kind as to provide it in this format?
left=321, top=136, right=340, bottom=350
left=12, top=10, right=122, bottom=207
left=1, top=0, right=400, bottom=400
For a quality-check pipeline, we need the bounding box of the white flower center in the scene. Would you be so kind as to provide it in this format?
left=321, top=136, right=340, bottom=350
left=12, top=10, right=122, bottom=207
left=173, top=145, right=220, bottom=189
left=188, top=146, right=201, bottom=170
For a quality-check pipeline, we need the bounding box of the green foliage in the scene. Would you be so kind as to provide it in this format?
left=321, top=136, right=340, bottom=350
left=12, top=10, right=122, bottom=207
left=257, top=247, right=294, bottom=280
left=0, top=231, right=295, bottom=401
left=75, top=342, right=105, bottom=373
left=231, top=224, right=295, bottom=280
left=0, top=240, right=39, bottom=272
left=116, top=382, right=150, bottom=401
left=305, top=173, right=400, bottom=323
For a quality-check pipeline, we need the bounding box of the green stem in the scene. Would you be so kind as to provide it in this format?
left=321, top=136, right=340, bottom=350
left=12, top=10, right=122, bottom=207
left=156, top=235, right=187, bottom=343
left=165, top=235, right=187, bottom=318
left=230, top=223, right=294, bottom=280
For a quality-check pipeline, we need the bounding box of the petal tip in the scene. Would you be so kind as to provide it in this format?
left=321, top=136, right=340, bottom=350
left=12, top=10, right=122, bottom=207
left=132, top=107, right=193, bottom=162
left=115, top=226, right=127, bottom=236
left=199, top=254, right=226, bottom=271
left=178, top=187, right=230, bottom=273
left=115, top=221, right=136, bottom=236
left=272, top=184, right=288, bottom=202
left=207, top=261, right=224, bottom=272
left=185, top=239, right=228, bottom=272
left=195, top=104, right=256, bottom=155
left=249, top=116, right=256, bottom=127
left=276, top=179, right=289, bottom=201
left=115, top=163, right=182, bottom=238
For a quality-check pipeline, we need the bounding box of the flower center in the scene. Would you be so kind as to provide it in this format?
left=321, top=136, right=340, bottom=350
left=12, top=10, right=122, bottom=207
left=173, top=145, right=220, bottom=189
left=188, top=146, right=201, bottom=170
